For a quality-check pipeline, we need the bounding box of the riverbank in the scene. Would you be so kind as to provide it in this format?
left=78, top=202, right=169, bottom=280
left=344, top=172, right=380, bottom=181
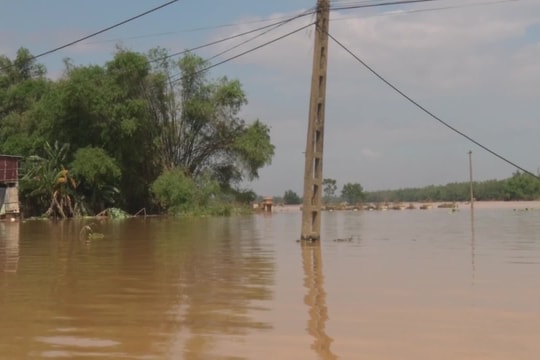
left=271, top=201, right=540, bottom=213
left=453, top=200, right=540, bottom=210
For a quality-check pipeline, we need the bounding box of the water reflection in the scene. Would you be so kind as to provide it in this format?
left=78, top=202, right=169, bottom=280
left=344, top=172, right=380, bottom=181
left=470, top=210, right=476, bottom=285
left=0, top=217, right=275, bottom=359
left=301, top=241, right=338, bottom=360
left=171, top=217, right=274, bottom=359
left=0, top=221, right=19, bottom=273
left=3, top=211, right=540, bottom=359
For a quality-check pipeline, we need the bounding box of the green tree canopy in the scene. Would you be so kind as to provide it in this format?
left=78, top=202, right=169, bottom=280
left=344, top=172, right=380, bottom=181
left=363, top=174, right=538, bottom=203
left=0, top=47, right=50, bottom=155
left=283, top=190, right=301, bottom=205
left=70, top=147, right=121, bottom=213
left=341, top=183, right=365, bottom=204
left=151, top=169, right=197, bottom=215
left=1, top=48, right=275, bottom=216
left=147, top=51, right=274, bottom=187
left=322, top=178, right=337, bottom=204
left=504, top=171, right=540, bottom=201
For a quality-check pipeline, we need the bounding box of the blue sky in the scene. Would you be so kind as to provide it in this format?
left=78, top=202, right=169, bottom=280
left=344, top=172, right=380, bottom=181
left=2, top=0, right=540, bottom=196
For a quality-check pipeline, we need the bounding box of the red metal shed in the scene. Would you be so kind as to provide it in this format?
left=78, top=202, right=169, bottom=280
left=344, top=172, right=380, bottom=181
left=0, top=155, right=21, bottom=184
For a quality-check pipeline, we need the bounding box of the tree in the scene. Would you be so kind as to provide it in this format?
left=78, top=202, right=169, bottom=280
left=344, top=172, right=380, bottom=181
left=2, top=48, right=273, bottom=215
left=70, top=147, right=121, bottom=213
left=35, top=49, right=162, bottom=212
left=322, top=178, right=337, bottom=204
left=504, top=171, right=540, bottom=201
left=230, top=189, right=257, bottom=204
left=0, top=48, right=50, bottom=156
left=151, top=169, right=198, bottom=215
left=341, top=183, right=365, bottom=204
left=145, top=51, right=275, bottom=187
left=151, top=168, right=233, bottom=215
left=0, top=48, right=46, bottom=86
left=283, top=190, right=301, bottom=205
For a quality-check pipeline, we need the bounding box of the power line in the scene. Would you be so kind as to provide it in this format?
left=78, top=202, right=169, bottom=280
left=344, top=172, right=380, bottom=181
left=172, top=22, right=315, bottom=81
left=206, top=7, right=316, bottom=62
left=0, top=0, right=468, bottom=75
left=39, top=11, right=315, bottom=88
left=149, top=10, right=316, bottom=66
left=331, top=0, right=394, bottom=5
left=83, top=0, right=443, bottom=46
left=330, top=0, right=447, bottom=11
left=84, top=0, right=518, bottom=46
left=165, top=8, right=315, bottom=82
left=33, top=10, right=314, bottom=82
left=0, top=0, right=179, bottom=72
left=84, top=11, right=317, bottom=45
left=331, top=0, right=521, bottom=22
left=84, top=0, right=514, bottom=52
left=204, top=22, right=314, bottom=73
left=326, top=30, right=540, bottom=180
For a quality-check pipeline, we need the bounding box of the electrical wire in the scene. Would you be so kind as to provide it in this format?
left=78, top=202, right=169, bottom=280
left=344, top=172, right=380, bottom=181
left=331, top=0, right=448, bottom=11
left=40, top=10, right=315, bottom=88
left=84, top=0, right=513, bottom=46
left=205, top=7, right=316, bottom=62
left=331, top=0, right=521, bottom=22
left=331, top=0, right=392, bottom=5
left=203, top=22, right=314, bottom=73
left=326, top=30, right=540, bottom=180
left=148, top=10, right=316, bottom=66
left=51, top=10, right=315, bottom=82
left=87, top=0, right=514, bottom=66
left=0, top=0, right=179, bottom=72
left=85, top=11, right=317, bottom=45
left=172, top=22, right=315, bottom=81
left=88, top=0, right=448, bottom=46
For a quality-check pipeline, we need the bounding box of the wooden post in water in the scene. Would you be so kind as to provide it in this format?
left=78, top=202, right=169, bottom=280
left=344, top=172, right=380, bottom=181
left=301, top=0, right=330, bottom=241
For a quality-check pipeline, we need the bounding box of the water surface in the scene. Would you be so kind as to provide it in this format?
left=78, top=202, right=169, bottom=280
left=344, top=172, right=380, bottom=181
left=1, top=208, right=539, bottom=359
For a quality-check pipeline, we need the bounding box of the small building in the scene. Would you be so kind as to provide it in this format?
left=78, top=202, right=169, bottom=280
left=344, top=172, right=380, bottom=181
left=261, top=196, right=273, bottom=212
left=0, top=155, right=22, bottom=218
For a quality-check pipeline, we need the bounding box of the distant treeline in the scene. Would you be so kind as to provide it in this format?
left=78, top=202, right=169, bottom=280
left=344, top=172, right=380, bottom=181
left=364, top=171, right=540, bottom=203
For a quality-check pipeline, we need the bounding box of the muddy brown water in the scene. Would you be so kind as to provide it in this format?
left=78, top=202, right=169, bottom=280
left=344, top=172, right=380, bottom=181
left=1, top=208, right=540, bottom=359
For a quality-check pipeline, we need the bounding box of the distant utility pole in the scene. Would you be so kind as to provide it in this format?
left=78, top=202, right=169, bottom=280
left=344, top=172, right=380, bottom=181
left=301, top=0, right=330, bottom=241
left=469, top=150, right=474, bottom=211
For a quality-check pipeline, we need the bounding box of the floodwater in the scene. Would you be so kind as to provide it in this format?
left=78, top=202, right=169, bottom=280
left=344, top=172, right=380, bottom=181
left=1, top=208, right=540, bottom=359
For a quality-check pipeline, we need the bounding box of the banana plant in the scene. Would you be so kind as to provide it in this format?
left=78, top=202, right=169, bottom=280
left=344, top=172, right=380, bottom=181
left=22, top=141, right=82, bottom=218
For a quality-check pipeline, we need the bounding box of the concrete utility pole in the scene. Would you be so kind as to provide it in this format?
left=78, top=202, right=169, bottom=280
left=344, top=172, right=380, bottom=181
left=301, top=0, right=330, bottom=241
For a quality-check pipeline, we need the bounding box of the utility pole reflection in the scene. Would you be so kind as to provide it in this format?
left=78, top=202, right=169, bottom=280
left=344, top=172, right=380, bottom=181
left=470, top=208, right=476, bottom=285
left=0, top=221, right=20, bottom=273
left=301, top=241, right=338, bottom=360
left=468, top=150, right=476, bottom=286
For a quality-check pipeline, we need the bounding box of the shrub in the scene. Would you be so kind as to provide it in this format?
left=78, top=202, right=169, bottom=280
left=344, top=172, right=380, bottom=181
left=151, top=169, right=197, bottom=214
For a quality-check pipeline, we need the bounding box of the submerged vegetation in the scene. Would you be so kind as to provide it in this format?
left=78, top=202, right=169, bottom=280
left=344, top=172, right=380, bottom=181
left=1, top=47, right=274, bottom=218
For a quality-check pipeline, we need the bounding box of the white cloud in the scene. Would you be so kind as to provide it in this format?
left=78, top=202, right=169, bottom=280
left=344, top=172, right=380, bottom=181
left=217, top=1, right=540, bottom=94
left=361, top=147, right=382, bottom=159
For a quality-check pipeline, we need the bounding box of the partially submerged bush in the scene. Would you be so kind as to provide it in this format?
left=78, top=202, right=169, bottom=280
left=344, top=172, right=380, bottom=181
left=152, top=168, right=229, bottom=215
